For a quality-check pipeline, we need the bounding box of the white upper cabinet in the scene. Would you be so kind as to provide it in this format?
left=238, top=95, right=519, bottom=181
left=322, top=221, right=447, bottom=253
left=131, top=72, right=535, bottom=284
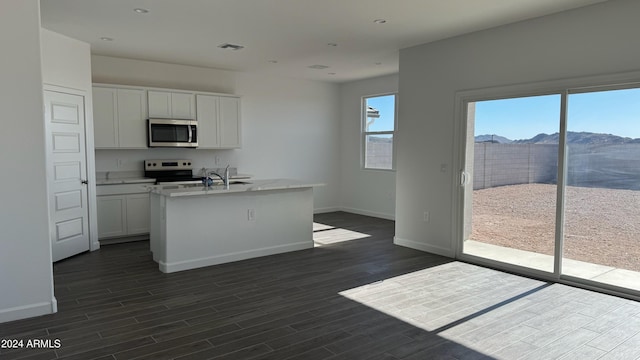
left=148, top=90, right=195, bottom=119
left=93, top=86, right=147, bottom=149
left=117, top=89, right=147, bottom=148
left=93, top=87, right=118, bottom=148
left=171, top=92, right=196, bottom=119
left=219, top=96, right=241, bottom=148
left=147, top=91, right=171, bottom=118
left=196, top=94, right=241, bottom=149
left=93, top=85, right=240, bottom=149
left=196, top=94, right=219, bottom=148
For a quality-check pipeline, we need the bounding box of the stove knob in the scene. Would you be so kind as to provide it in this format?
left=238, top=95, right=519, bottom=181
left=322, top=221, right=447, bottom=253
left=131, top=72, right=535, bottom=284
left=183, top=162, right=186, bottom=166
left=188, top=162, right=191, bottom=166
left=153, top=163, right=157, bottom=166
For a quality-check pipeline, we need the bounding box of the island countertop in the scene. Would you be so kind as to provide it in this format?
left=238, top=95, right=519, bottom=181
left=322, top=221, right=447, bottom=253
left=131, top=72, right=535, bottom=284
left=147, top=178, right=324, bottom=197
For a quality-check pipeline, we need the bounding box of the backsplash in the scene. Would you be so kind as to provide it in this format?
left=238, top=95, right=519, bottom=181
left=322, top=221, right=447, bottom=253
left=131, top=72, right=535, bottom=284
left=95, top=149, right=238, bottom=173
left=95, top=170, right=144, bottom=180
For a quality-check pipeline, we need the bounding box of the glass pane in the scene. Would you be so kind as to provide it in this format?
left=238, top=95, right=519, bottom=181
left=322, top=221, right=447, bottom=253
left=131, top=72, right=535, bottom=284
left=151, top=124, right=190, bottom=142
left=463, top=94, right=561, bottom=273
left=175, top=126, right=189, bottom=142
left=563, top=87, right=640, bottom=291
left=151, top=124, right=177, bottom=142
left=365, top=95, right=395, bottom=132
left=365, top=134, right=393, bottom=170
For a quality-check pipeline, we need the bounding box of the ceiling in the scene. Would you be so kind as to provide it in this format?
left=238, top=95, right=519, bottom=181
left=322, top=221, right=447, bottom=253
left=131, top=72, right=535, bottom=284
left=40, top=0, right=606, bottom=83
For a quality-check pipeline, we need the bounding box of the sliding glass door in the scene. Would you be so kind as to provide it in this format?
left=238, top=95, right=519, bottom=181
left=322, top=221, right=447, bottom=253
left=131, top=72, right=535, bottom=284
left=461, top=85, right=640, bottom=294
left=462, top=95, right=561, bottom=273
left=562, top=87, right=640, bottom=291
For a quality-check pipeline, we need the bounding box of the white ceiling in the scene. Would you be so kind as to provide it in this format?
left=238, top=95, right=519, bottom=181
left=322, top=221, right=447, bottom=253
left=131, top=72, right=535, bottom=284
left=40, top=0, right=606, bottom=83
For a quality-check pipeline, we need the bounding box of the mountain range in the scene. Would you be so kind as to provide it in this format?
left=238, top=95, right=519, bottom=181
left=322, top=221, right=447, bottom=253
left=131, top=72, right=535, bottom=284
left=475, top=132, right=640, bottom=144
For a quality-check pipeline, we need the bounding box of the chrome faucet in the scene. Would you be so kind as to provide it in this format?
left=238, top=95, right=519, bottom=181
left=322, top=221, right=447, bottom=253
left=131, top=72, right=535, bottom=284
left=206, top=165, right=230, bottom=189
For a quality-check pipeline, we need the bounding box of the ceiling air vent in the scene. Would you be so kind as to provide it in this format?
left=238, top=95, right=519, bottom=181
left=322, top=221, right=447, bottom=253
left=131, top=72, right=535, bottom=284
left=218, top=43, right=245, bottom=50
left=308, top=64, right=329, bottom=69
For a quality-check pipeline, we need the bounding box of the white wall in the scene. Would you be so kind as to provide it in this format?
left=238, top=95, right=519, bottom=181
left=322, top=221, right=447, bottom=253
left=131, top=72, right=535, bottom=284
left=339, top=75, right=398, bottom=219
left=235, top=72, right=341, bottom=211
left=91, top=57, right=341, bottom=211
left=41, top=29, right=92, bottom=91
left=396, top=0, right=640, bottom=256
left=92, top=55, right=236, bottom=94
left=0, top=0, right=55, bottom=322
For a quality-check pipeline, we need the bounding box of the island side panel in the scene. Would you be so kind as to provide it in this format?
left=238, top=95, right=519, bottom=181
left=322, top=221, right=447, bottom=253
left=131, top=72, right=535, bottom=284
left=161, top=187, right=314, bottom=273
left=149, top=192, right=161, bottom=262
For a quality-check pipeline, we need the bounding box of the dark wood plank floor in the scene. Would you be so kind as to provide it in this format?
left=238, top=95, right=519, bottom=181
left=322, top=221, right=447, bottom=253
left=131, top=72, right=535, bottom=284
left=2, top=212, right=639, bottom=360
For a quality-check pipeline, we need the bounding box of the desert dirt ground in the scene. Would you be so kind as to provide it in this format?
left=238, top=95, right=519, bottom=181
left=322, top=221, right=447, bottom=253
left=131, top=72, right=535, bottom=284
left=471, top=183, right=640, bottom=272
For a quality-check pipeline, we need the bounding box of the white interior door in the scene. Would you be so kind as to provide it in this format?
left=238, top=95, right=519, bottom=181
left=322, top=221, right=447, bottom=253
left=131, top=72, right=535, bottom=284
left=45, top=91, right=90, bottom=262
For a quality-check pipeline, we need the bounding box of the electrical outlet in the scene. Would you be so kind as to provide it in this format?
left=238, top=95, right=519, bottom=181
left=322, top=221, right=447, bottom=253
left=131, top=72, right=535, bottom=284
left=215, top=156, right=220, bottom=165
left=424, top=211, right=430, bottom=222
left=116, top=159, right=123, bottom=168
left=247, top=208, right=255, bottom=221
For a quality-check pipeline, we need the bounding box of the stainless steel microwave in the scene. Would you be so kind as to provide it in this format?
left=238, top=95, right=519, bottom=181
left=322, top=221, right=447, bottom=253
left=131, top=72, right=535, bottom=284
left=147, top=119, right=198, bottom=148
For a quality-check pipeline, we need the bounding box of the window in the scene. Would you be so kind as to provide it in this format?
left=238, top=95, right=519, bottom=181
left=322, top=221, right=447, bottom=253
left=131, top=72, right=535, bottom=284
left=362, top=94, right=396, bottom=170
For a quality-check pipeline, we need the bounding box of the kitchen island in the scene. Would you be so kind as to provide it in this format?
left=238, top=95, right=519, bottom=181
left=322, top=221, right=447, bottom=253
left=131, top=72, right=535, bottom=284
left=148, top=179, right=323, bottom=273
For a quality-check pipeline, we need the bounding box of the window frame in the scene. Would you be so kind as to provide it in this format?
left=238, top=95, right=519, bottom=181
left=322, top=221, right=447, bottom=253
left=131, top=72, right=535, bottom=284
left=361, top=92, right=398, bottom=171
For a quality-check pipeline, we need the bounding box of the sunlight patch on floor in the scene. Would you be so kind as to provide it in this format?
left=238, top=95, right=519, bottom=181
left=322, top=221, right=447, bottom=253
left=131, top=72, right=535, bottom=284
left=335, top=261, right=637, bottom=358
left=313, top=222, right=371, bottom=246
left=339, top=262, right=541, bottom=331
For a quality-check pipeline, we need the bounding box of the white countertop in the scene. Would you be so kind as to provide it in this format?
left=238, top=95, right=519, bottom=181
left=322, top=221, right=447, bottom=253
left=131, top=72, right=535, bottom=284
left=96, top=178, right=156, bottom=185
left=96, top=174, right=251, bottom=185
left=147, top=179, right=324, bottom=197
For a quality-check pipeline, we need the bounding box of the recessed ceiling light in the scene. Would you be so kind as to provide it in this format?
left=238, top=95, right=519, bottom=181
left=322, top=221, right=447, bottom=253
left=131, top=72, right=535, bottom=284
left=327, top=43, right=338, bottom=47
left=373, top=19, right=387, bottom=24
left=267, top=60, right=278, bottom=64
left=100, top=37, right=113, bottom=41
left=133, top=8, right=149, bottom=14
left=328, top=72, right=336, bottom=75
left=375, top=62, right=382, bottom=65
left=217, top=43, right=245, bottom=50
left=308, top=65, right=330, bottom=70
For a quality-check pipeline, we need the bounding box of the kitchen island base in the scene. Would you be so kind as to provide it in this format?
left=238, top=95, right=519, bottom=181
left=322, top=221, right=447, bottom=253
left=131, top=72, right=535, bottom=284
left=150, top=186, right=314, bottom=273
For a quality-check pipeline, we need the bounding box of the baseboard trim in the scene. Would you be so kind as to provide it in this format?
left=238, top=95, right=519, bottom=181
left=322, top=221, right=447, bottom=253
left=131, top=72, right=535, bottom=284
left=91, top=241, right=100, bottom=251
left=394, top=237, right=454, bottom=258
left=0, top=301, right=56, bottom=323
left=313, top=207, right=396, bottom=221
left=314, top=207, right=341, bottom=214
left=159, top=241, right=313, bottom=273
left=340, top=207, right=395, bottom=220
left=99, top=235, right=149, bottom=245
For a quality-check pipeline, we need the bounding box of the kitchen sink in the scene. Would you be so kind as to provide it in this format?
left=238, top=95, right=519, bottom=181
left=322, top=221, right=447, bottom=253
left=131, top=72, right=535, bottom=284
left=176, top=181, right=251, bottom=188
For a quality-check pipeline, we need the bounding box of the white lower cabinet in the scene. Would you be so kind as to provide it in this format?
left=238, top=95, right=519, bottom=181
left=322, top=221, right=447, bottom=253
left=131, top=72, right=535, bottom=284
left=97, top=185, right=150, bottom=240
left=125, top=194, right=151, bottom=235
left=97, top=195, right=127, bottom=238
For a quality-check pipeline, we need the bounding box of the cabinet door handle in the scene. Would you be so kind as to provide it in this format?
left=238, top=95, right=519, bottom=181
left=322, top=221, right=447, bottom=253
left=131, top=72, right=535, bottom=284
left=81, top=179, right=89, bottom=185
